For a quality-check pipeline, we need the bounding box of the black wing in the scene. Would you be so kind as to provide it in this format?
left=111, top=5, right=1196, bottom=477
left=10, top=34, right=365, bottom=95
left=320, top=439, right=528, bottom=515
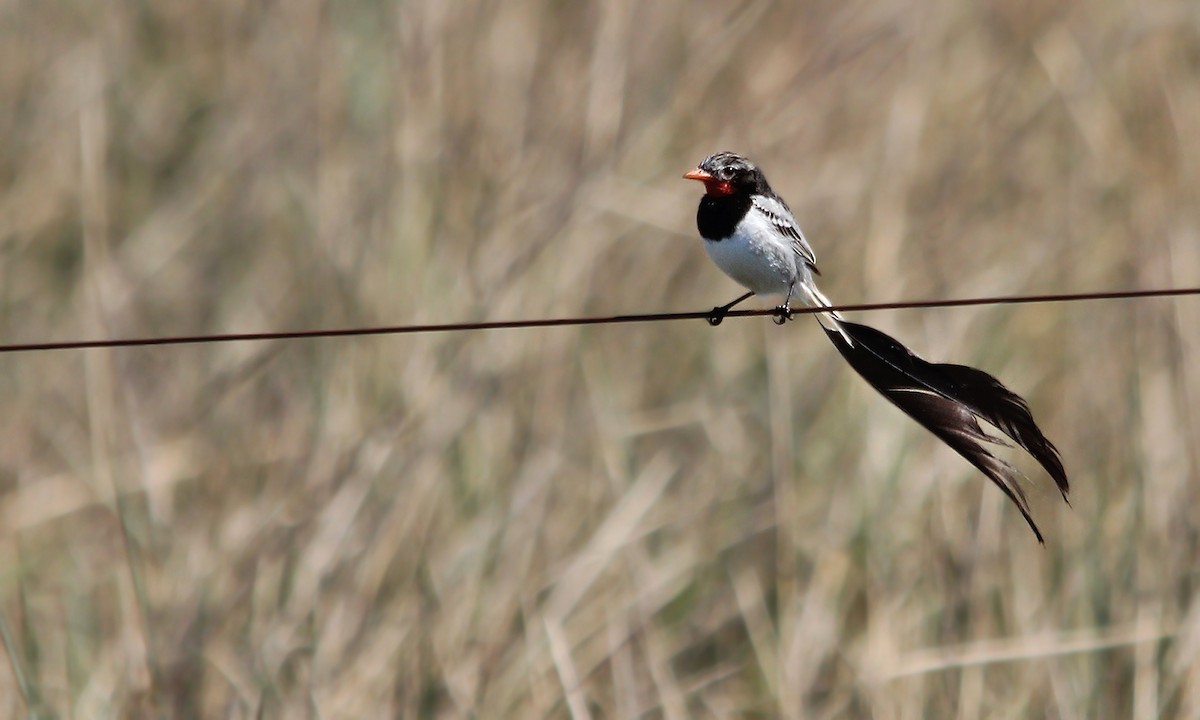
left=752, top=195, right=821, bottom=275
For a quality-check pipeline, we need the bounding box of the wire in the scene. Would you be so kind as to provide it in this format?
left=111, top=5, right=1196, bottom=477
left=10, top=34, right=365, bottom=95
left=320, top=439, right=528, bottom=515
left=1, top=285, right=1197, bottom=355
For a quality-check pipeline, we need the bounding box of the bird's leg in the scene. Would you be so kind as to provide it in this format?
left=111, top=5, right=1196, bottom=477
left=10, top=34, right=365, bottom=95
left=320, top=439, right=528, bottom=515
left=773, top=283, right=796, bottom=325
left=708, top=291, right=754, bottom=326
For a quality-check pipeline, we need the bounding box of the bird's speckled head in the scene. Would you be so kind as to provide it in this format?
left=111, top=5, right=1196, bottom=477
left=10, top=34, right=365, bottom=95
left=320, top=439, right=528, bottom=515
left=684, top=151, right=766, bottom=196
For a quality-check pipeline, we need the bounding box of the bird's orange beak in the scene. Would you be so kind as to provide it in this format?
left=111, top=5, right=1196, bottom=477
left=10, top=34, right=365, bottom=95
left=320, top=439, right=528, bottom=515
left=684, top=167, right=733, bottom=196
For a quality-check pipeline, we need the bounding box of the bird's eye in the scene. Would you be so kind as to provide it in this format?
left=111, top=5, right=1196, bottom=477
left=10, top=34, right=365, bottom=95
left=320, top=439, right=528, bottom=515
left=719, top=168, right=734, bottom=181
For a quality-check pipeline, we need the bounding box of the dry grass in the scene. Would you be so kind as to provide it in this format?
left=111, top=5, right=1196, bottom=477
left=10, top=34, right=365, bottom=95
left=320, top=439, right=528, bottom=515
left=1, top=0, right=1199, bottom=717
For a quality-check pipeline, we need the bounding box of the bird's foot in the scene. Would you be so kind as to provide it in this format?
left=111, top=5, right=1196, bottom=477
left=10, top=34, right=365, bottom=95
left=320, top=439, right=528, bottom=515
left=707, top=307, right=727, bottom=326
left=772, top=304, right=794, bottom=325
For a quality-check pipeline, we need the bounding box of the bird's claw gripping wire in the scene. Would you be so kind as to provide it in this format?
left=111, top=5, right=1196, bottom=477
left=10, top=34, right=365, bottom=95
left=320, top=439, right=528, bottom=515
left=773, top=284, right=796, bottom=325
left=772, top=304, right=794, bottom=325
left=707, top=291, right=753, bottom=327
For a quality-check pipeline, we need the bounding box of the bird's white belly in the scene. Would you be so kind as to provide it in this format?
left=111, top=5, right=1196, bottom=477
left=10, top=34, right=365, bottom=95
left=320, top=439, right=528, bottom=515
left=703, top=220, right=797, bottom=296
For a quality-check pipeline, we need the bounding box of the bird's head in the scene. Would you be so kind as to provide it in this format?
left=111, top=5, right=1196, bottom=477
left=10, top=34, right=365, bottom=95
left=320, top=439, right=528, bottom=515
left=683, top=151, right=763, bottom=196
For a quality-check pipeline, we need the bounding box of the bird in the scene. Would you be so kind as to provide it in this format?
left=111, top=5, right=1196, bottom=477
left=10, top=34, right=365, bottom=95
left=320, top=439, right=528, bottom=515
left=684, top=151, right=1069, bottom=543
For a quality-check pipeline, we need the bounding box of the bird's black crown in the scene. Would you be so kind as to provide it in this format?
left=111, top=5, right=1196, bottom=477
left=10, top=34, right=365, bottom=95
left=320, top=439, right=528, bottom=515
left=697, top=151, right=768, bottom=193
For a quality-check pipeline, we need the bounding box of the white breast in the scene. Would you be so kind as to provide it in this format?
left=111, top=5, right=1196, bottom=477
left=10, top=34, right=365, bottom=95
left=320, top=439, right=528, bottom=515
left=704, top=211, right=802, bottom=297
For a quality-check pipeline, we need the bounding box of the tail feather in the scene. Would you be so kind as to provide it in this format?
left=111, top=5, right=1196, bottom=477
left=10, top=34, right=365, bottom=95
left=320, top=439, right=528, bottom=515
left=822, top=318, right=1069, bottom=543
left=799, top=283, right=851, bottom=343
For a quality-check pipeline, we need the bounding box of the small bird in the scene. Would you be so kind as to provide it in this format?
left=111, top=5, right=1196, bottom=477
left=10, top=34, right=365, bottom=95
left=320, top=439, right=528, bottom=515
left=685, top=151, right=1069, bottom=542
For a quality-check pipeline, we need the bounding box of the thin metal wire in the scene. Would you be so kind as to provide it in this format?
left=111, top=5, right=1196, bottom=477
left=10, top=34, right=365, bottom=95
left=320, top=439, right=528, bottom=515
left=1, top=286, right=1197, bottom=355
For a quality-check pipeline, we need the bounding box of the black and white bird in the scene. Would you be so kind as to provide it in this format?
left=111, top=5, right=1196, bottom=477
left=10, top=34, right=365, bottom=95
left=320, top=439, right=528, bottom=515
left=685, top=151, right=1069, bottom=542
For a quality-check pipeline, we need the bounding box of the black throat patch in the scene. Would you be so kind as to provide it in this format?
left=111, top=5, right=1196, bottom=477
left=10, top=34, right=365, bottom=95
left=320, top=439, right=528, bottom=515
left=696, top=193, right=752, bottom=241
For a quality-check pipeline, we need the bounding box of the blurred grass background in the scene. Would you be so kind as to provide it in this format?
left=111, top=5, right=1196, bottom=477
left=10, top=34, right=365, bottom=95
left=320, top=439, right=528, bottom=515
left=1, top=0, right=1199, bottom=717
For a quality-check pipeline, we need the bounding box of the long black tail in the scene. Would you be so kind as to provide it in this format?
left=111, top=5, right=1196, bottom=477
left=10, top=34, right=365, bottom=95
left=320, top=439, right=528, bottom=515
left=822, top=319, right=1069, bottom=543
